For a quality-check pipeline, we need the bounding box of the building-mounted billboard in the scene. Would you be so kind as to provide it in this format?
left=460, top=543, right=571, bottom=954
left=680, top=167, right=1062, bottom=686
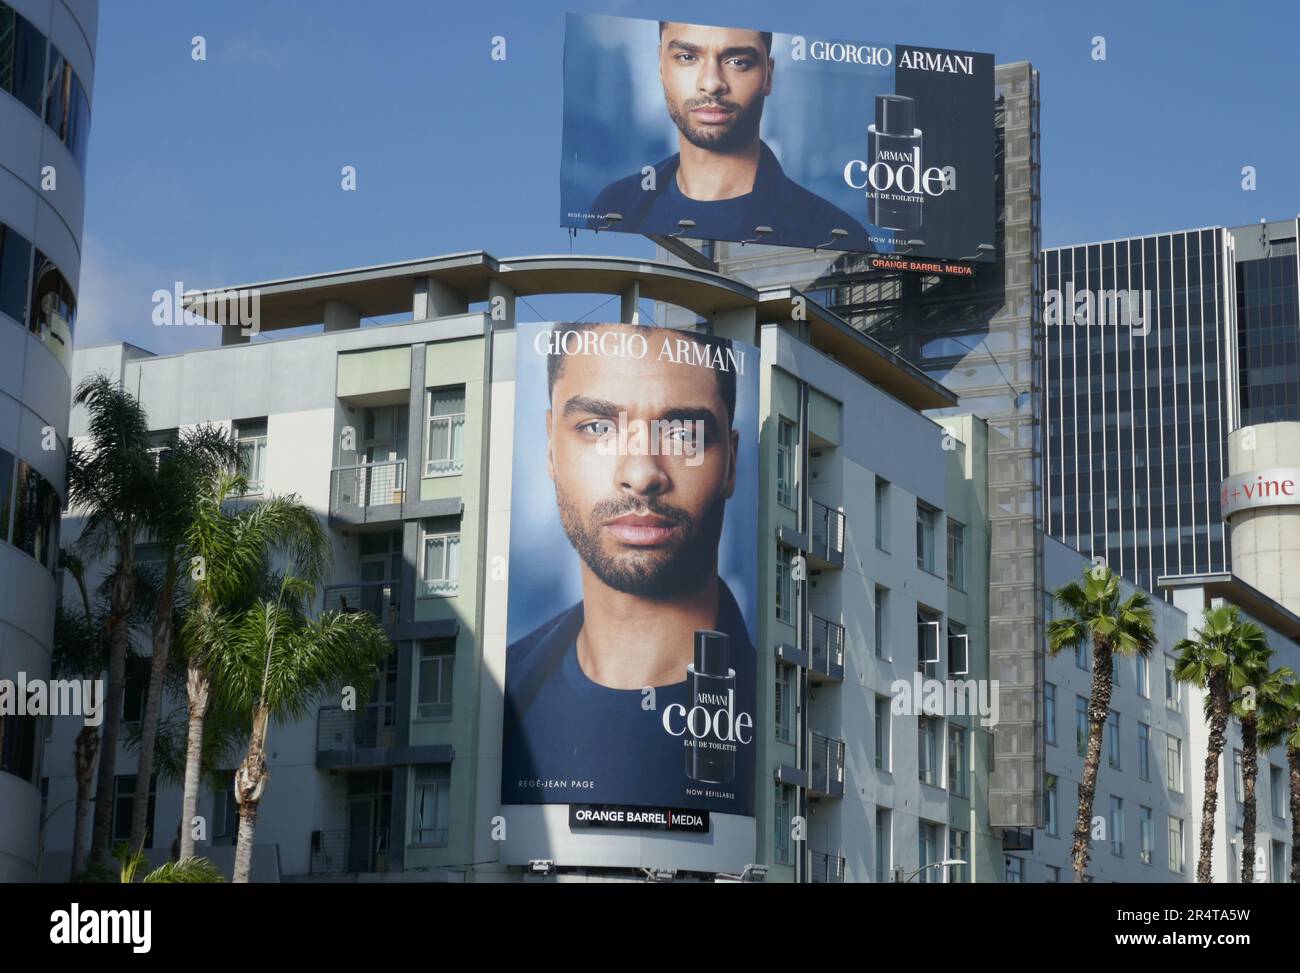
left=502, top=323, right=759, bottom=820
left=561, top=13, right=995, bottom=261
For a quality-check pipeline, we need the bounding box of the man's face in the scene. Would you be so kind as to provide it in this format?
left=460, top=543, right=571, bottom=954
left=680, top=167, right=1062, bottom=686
left=659, top=22, right=771, bottom=153
left=547, top=326, right=738, bottom=599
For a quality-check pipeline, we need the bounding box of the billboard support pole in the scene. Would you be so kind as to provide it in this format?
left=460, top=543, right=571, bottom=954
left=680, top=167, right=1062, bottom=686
left=645, top=235, right=718, bottom=272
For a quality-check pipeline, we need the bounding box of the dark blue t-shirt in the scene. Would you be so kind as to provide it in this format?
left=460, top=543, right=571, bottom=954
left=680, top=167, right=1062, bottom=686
left=501, top=580, right=756, bottom=816
left=585, top=140, right=887, bottom=254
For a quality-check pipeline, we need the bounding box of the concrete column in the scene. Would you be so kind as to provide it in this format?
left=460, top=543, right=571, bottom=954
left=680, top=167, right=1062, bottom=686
left=323, top=300, right=361, bottom=332
left=620, top=281, right=641, bottom=324
left=220, top=325, right=251, bottom=346
left=487, top=278, right=516, bottom=328
left=407, top=343, right=427, bottom=501
left=1225, top=422, right=1300, bottom=615
left=414, top=277, right=468, bottom=320
left=709, top=306, right=759, bottom=349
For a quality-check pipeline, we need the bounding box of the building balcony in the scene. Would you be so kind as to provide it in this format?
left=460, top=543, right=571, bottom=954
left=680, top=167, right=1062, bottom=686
left=330, top=459, right=407, bottom=524
left=807, top=499, right=845, bottom=569
left=808, top=731, right=845, bottom=799
left=309, top=827, right=391, bottom=876
left=808, top=613, right=845, bottom=683
left=323, top=581, right=400, bottom=625
left=810, top=850, right=846, bottom=883
left=316, top=702, right=396, bottom=770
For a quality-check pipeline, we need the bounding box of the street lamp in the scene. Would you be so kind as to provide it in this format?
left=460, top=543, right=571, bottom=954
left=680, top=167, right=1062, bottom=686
left=895, top=858, right=967, bottom=883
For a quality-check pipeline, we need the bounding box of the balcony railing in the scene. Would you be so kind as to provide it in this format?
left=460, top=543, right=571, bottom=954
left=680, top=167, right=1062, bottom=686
left=808, top=613, right=845, bottom=682
left=808, top=499, right=845, bottom=567
left=330, top=460, right=406, bottom=520
left=317, top=702, right=396, bottom=754
left=810, top=850, right=846, bottom=883
left=309, top=827, right=390, bottom=875
left=323, top=581, right=399, bottom=624
left=808, top=731, right=845, bottom=799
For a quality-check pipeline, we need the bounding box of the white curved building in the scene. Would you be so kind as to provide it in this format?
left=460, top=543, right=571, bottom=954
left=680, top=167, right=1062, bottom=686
left=0, top=0, right=97, bottom=881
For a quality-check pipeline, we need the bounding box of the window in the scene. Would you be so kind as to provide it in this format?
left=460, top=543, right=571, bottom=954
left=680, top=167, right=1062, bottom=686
left=918, top=717, right=938, bottom=786
left=917, top=611, right=940, bottom=678
left=1168, top=816, right=1185, bottom=874
left=775, top=664, right=794, bottom=743
left=1164, top=656, right=1181, bottom=711
left=1272, top=840, right=1286, bottom=884
left=420, top=521, right=460, bottom=595
left=412, top=765, right=450, bottom=846
left=1137, top=723, right=1151, bottom=781
left=1139, top=806, right=1153, bottom=865
left=1136, top=653, right=1150, bottom=699
left=774, top=784, right=792, bottom=865
left=0, top=4, right=47, bottom=114
left=235, top=418, right=268, bottom=494
left=916, top=502, right=937, bottom=573
left=776, top=417, right=796, bottom=508
left=213, top=771, right=239, bottom=846
left=874, top=808, right=890, bottom=882
left=1004, top=855, right=1024, bottom=883
left=12, top=460, right=58, bottom=572
left=0, top=446, right=14, bottom=544
left=946, top=519, right=965, bottom=590
left=1166, top=735, right=1183, bottom=793
left=874, top=697, right=890, bottom=771
left=775, top=545, right=795, bottom=624
left=111, top=775, right=156, bottom=848
left=1110, top=796, right=1124, bottom=856
left=947, top=725, right=968, bottom=797
left=918, top=822, right=940, bottom=882
left=1044, top=683, right=1057, bottom=746
left=0, top=221, right=33, bottom=326
left=1075, top=696, right=1087, bottom=757
left=1271, top=765, right=1285, bottom=819
left=1044, top=775, right=1058, bottom=836
left=0, top=714, right=38, bottom=783
left=425, top=386, right=465, bottom=476
left=1045, top=866, right=1060, bottom=883
left=1233, top=750, right=1243, bottom=805
left=1107, top=710, right=1121, bottom=770
left=416, top=640, right=455, bottom=720
left=29, top=250, right=76, bottom=365
left=43, top=44, right=91, bottom=170
left=874, top=477, right=889, bottom=550
left=1075, top=641, right=1090, bottom=671
left=947, top=828, right=968, bottom=883
left=947, top=623, right=968, bottom=676
left=873, top=586, right=888, bottom=658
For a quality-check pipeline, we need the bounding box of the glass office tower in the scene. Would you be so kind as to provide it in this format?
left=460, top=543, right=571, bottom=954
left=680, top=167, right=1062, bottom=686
left=1042, top=217, right=1300, bottom=593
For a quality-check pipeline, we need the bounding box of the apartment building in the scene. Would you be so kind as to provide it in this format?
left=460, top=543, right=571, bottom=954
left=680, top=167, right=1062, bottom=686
left=35, top=250, right=1011, bottom=881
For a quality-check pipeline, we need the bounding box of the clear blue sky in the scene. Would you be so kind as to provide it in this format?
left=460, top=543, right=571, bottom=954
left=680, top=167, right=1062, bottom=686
left=78, top=0, right=1300, bottom=353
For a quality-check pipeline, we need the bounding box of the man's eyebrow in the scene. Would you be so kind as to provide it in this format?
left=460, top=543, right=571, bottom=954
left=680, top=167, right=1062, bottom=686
left=719, top=45, right=763, bottom=60
left=660, top=407, right=722, bottom=431
left=561, top=395, right=622, bottom=418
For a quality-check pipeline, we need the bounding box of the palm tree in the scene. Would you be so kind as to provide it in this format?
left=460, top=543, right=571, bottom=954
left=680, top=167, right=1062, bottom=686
left=1259, top=679, right=1300, bottom=882
left=1241, top=660, right=1292, bottom=882
left=176, top=471, right=329, bottom=860
left=128, top=425, right=241, bottom=854
left=1173, top=605, right=1268, bottom=882
left=1046, top=564, right=1157, bottom=881
left=65, top=373, right=155, bottom=866
left=112, top=842, right=224, bottom=883
left=213, top=576, right=389, bottom=882
left=52, top=550, right=106, bottom=879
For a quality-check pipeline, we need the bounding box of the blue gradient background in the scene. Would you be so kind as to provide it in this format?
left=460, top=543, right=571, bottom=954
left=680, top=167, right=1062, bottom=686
left=506, top=322, right=759, bottom=646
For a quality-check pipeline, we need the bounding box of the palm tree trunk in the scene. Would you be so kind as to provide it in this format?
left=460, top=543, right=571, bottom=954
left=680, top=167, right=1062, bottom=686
left=177, top=660, right=210, bottom=860
left=129, top=571, right=176, bottom=852
left=89, top=555, right=135, bottom=865
left=70, top=723, right=99, bottom=878
left=1286, top=744, right=1300, bottom=883
left=1197, top=679, right=1229, bottom=883
left=1240, top=715, right=1259, bottom=883
left=1072, top=643, right=1113, bottom=881
left=232, top=706, right=271, bottom=884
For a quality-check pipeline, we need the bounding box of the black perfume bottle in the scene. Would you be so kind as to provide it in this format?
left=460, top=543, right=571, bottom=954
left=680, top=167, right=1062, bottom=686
left=684, top=630, right=736, bottom=785
left=867, top=94, right=923, bottom=231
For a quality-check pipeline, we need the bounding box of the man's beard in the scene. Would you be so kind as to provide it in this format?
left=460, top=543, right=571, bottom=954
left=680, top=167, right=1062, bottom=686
left=666, top=93, right=764, bottom=153
left=556, top=489, right=726, bottom=599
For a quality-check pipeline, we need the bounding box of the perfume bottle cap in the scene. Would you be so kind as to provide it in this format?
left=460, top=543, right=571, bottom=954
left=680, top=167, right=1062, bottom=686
left=694, top=629, right=730, bottom=676
left=875, top=94, right=915, bottom=136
